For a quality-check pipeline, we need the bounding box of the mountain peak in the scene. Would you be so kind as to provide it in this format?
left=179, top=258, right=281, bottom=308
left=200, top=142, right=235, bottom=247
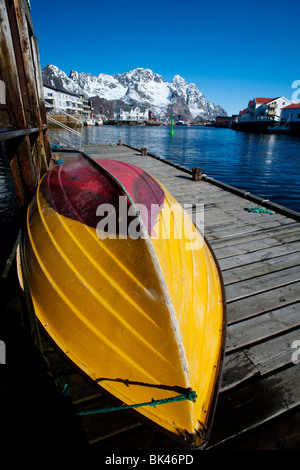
left=115, top=67, right=165, bottom=86
left=42, top=65, right=226, bottom=120
left=42, top=64, right=82, bottom=95
left=44, top=64, right=68, bottom=78
left=172, top=75, right=187, bottom=85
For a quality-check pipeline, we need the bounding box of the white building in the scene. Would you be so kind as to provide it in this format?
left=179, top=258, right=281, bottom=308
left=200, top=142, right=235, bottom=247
left=43, top=85, right=91, bottom=120
left=114, top=105, right=149, bottom=122
left=280, top=103, right=300, bottom=123
left=237, top=96, right=293, bottom=123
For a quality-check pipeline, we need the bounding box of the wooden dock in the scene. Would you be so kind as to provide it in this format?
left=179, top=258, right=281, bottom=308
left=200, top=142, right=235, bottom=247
left=1, top=1, right=299, bottom=453
left=40, top=144, right=300, bottom=452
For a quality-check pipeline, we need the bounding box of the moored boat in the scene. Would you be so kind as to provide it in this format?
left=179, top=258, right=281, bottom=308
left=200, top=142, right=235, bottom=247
left=267, top=123, right=291, bottom=134
left=18, top=153, right=226, bottom=448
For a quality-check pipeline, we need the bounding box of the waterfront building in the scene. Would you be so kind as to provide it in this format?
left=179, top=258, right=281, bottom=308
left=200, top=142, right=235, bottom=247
left=280, top=103, right=300, bottom=123
left=81, top=96, right=92, bottom=121
left=239, top=96, right=292, bottom=123
left=114, top=105, right=149, bottom=122
left=43, top=85, right=92, bottom=119
left=279, top=103, right=300, bottom=135
left=211, top=116, right=232, bottom=127
left=232, top=96, right=294, bottom=132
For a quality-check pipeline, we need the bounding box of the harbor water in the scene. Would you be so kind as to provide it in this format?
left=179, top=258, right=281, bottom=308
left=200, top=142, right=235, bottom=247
left=0, top=143, right=21, bottom=273
left=1, top=125, right=300, bottom=271
left=79, top=125, right=300, bottom=213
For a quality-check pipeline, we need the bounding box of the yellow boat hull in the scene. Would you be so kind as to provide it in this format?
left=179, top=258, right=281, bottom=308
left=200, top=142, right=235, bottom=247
left=19, top=154, right=226, bottom=448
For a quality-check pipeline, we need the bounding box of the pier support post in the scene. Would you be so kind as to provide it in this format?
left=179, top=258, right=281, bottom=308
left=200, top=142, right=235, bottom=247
left=141, top=147, right=147, bottom=156
left=118, top=140, right=123, bottom=145
left=192, top=168, right=202, bottom=181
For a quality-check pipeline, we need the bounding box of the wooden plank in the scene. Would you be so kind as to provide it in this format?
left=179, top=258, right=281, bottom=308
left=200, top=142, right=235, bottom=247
left=223, top=252, right=300, bottom=285
left=284, top=233, right=300, bottom=243
left=210, top=223, right=300, bottom=249
left=205, top=219, right=294, bottom=238
left=226, top=304, right=300, bottom=352
left=219, top=241, right=300, bottom=270
left=221, top=328, right=300, bottom=392
left=206, top=215, right=294, bottom=237
left=225, top=265, right=300, bottom=302
left=221, top=351, right=259, bottom=392
left=244, top=328, right=300, bottom=375
left=227, top=281, right=300, bottom=323
left=214, top=237, right=294, bottom=260
left=5, top=0, right=31, bottom=119
left=13, top=0, right=42, bottom=128
left=207, top=365, right=300, bottom=448
left=89, top=421, right=142, bottom=446
left=0, top=0, right=26, bottom=127
left=15, top=134, right=37, bottom=193
left=221, top=407, right=300, bottom=450
left=30, top=34, right=47, bottom=124
left=9, top=153, right=26, bottom=206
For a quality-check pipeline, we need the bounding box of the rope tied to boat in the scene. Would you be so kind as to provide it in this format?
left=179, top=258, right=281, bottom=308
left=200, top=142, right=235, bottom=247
left=53, top=365, right=71, bottom=396
left=77, top=388, right=197, bottom=416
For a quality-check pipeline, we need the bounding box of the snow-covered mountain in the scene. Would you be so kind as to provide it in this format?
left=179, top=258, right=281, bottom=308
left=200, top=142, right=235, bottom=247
left=42, top=65, right=227, bottom=121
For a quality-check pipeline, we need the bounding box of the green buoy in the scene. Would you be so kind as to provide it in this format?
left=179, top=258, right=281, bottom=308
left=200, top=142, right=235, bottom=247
left=169, top=116, right=175, bottom=136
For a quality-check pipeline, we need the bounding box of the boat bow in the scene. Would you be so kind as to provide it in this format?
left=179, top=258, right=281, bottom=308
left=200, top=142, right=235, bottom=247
left=20, top=153, right=226, bottom=447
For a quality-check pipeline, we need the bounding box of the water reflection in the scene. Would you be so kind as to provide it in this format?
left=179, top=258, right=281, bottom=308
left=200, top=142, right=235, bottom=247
left=0, top=141, right=22, bottom=273
left=0, top=142, right=20, bottom=223
left=51, top=126, right=300, bottom=212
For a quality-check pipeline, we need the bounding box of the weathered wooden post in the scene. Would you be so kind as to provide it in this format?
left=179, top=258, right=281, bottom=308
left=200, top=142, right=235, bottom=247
left=192, top=167, right=202, bottom=181
left=0, top=0, right=51, bottom=206
left=141, top=147, right=147, bottom=156
left=118, top=139, right=123, bottom=145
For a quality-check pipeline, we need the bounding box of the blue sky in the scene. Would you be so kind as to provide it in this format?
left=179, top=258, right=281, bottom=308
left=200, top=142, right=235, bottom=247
left=30, top=0, right=300, bottom=116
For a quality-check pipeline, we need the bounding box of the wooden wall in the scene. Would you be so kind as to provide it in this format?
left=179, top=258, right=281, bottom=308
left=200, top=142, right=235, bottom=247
left=0, top=0, right=51, bottom=207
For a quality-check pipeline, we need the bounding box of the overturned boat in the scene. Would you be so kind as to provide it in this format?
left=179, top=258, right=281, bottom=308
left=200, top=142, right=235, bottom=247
left=18, top=153, right=226, bottom=448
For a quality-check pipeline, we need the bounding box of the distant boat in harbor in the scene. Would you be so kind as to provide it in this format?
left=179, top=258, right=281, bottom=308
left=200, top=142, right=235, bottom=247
left=267, top=123, right=291, bottom=134
left=85, top=117, right=103, bottom=126
left=174, top=120, right=191, bottom=126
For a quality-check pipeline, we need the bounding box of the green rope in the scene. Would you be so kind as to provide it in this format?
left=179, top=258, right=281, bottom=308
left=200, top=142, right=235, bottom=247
left=247, top=206, right=274, bottom=215
left=77, top=388, right=197, bottom=416
left=53, top=365, right=71, bottom=396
